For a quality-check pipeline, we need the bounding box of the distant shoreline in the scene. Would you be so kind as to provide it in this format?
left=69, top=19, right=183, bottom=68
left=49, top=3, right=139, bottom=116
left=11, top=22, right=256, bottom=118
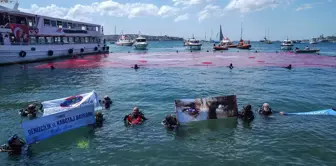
left=105, top=34, right=183, bottom=41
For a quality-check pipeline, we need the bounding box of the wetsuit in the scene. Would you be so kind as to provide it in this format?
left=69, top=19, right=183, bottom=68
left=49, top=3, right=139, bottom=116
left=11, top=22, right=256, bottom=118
left=103, top=97, right=113, bottom=109
left=124, top=112, right=147, bottom=125
left=238, top=110, right=254, bottom=121
left=6, top=136, right=25, bottom=155
left=258, top=108, right=273, bottom=116
left=163, top=116, right=179, bottom=129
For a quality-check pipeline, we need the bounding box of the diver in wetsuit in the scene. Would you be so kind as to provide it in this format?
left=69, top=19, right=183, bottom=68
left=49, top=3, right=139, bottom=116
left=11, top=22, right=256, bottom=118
left=0, top=135, right=26, bottom=155
left=285, top=64, right=292, bottom=70
left=238, top=104, right=254, bottom=122
left=19, top=104, right=38, bottom=118
left=95, top=112, right=104, bottom=127
left=228, top=63, right=233, bottom=69
left=162, top=114, right=179, bottom=130
left=258, top=103, right=273, bottom=116
left=102, top=95, right=113, bottom=109
left=132, top=64, right=139, bottom=70
left=123, top=107, right=147, bottom=125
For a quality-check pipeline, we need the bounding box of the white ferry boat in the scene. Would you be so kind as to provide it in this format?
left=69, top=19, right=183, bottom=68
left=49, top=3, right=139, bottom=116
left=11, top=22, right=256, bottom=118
left=0, top=2, right=108, bottom=65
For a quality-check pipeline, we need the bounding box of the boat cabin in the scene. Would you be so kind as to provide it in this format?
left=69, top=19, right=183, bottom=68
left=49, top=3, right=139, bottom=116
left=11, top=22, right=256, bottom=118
left=135, top=37, right=146, bottom=42
left=0, top=7, right=102, bottom=46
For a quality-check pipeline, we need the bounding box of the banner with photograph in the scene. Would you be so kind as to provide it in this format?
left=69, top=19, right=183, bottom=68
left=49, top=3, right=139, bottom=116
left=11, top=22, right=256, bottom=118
left=175, top=95, right=238, bottom=124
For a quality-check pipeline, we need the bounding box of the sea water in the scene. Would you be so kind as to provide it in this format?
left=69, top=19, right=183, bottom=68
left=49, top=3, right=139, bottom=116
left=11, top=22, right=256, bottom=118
left=0, top=41, right=336, bottom=165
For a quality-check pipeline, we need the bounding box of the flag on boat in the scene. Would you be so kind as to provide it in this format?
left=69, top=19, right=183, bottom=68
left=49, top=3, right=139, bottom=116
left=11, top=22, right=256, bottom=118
left=22, top=104, right=96, bottom=145
left=41, top=90, right=101, bottom=116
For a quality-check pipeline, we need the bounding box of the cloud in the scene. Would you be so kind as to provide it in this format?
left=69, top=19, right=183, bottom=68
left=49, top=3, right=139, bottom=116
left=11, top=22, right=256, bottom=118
left=225, top=0, right=289, bottom=13
left=174, top=13, right=189, bottom=22
left=198, top=4, right=223, bottom=22
left=19, top=0, right=179, bottom=23
left=172, top=0, right=202, bottom=6
left=296, top=1, right=330, bottom=11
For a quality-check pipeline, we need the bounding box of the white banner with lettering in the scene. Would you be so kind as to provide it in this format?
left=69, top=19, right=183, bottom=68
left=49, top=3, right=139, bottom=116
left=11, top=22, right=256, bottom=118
left=22, top=104, right=95, bottom=145
left=41, top=91, right=101, bottom=116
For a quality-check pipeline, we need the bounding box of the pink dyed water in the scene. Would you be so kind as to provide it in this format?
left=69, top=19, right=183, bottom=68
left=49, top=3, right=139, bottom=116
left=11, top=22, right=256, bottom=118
left=34, top=52, right=336, bottom=69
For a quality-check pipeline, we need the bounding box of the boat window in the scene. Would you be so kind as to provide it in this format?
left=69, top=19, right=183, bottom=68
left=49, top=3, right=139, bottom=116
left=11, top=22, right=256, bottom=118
left=63, top=37, right=68, bottom=44
left=54, top=36, right=61, bottom=44
left=85, top=37, right=89, bottom=43
left=81, top=25, right=86, bottom=30
left=95, top=27, right=98, bottom=32
left=0, top=13, right=9, bottom=26
left=69, top=37, right=74, bottom=44
left=74, top=37, right=80, bottom=43
left=80, top=37, right=85, bottom=43
left=57, top=21, right=62, bottom=28
left=51, top=20, right=56, bottom=27
left=27, top=17, right=34, bottom=27
left=37, top=36, right=45, bottom=44
left=30, top=36, right=37, bottom=44
left=9, top=15, right=16, bottom=24
left=68, top=22, right=72, bottom=29
left=137, top=39, right=146, bottom=42
left=92, top=37, right=97, bottom=43
left=46, top=37, right=53, bottom=44
left=72, top=23, right=77, bottom=29
left=44, top=19, right=50, bottom=26
left=62, top=22, right=67, bottom=29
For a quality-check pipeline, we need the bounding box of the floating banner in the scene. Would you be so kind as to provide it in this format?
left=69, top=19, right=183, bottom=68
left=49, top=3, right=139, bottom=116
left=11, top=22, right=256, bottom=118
left=283, top=109, right=336, bottom=116
left=42, top=91, right=101, bottom=116
left=22, top=104, right=95, bottom=145
left=175, top=95, right=238, bottom=124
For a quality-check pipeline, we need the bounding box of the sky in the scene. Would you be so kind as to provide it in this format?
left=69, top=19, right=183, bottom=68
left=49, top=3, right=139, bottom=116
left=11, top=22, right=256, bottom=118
left=4, top=0, right=336, bottom=40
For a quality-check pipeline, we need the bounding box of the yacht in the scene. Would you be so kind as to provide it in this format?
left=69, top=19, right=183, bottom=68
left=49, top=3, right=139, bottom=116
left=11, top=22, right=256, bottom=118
left=186, top=38, right=202, bottom=50
left=309, top=38, right=317, bottom=44
left=280, top=37, right=294, bottom=50
left=115, top=32, right=133, bottom=46
left=0, top=1, right=108, bottom=65
left=134, top=35, right=148, bottom=50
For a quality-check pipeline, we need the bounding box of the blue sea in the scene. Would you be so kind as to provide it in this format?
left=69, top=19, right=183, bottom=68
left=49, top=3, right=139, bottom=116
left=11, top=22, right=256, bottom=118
left=0, top=41, right=336, bottom=165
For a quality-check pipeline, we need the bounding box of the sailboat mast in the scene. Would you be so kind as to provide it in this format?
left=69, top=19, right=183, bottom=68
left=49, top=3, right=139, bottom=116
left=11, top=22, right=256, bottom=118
left=240, top=22, right=243, bottom=40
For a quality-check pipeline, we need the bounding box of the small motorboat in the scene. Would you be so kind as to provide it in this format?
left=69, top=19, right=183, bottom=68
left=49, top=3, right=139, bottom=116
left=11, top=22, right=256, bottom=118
left=294, top=49, right=320, bottom=54
left=280, top=37, right=294, bottom=50
left=213, top=45, right=228, bottom=50
left=237, top=44, right=251, bottom=49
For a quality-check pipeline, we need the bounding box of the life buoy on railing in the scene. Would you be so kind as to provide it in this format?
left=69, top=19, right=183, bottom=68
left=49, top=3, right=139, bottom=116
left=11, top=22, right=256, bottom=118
left=31, top=47, right=36, bottom=51
left=106, top=46, right=110, bottom=51
left=80, top=48, right=84, bottom=53
left=68, top=49, right=73, bottom=54
left=19, top=51, right=26, bottom=57
left=102, top=46, right=106, bottom=51
left=94, top=47, right=98, bottom=51
left=48, top=50, right=53, bottom=56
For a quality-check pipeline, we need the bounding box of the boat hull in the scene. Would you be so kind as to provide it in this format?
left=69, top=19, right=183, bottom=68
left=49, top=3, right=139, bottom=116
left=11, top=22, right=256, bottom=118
left=295, top=49, right=320, bottom=54
left=280, top=45, right=293, bottom=50
left=188, top=45, right=202, bottom=50
left=213, top=46, right=228, bottom=50
left=115, top=42, right=134, bottom=46
left=237, top=45, right=251, bottom=49
left=0, top=44, right=109, bottom=66
left=134, top=43, right=148, bottom=50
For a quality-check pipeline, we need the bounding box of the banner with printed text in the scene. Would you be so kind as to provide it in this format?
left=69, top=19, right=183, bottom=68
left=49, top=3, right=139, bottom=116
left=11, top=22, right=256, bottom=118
left=175, top=95, right=238, bottom=124
left=22, top=104, right=95, bottom=145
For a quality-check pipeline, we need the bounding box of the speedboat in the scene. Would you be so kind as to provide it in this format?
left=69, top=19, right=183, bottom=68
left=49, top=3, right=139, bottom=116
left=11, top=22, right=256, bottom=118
left=280, top=37, right=294, bottom=50
left=115, top=33, right=134, bottom=46
left=186, top=38, right=202, bottom=50
left=134, top=36, right=148, bottom=50
left=309, top=38, right=317, bottom=44
left=294, top=47, right=320, bottom=54
left=220, top=37, right=237, bottom=48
